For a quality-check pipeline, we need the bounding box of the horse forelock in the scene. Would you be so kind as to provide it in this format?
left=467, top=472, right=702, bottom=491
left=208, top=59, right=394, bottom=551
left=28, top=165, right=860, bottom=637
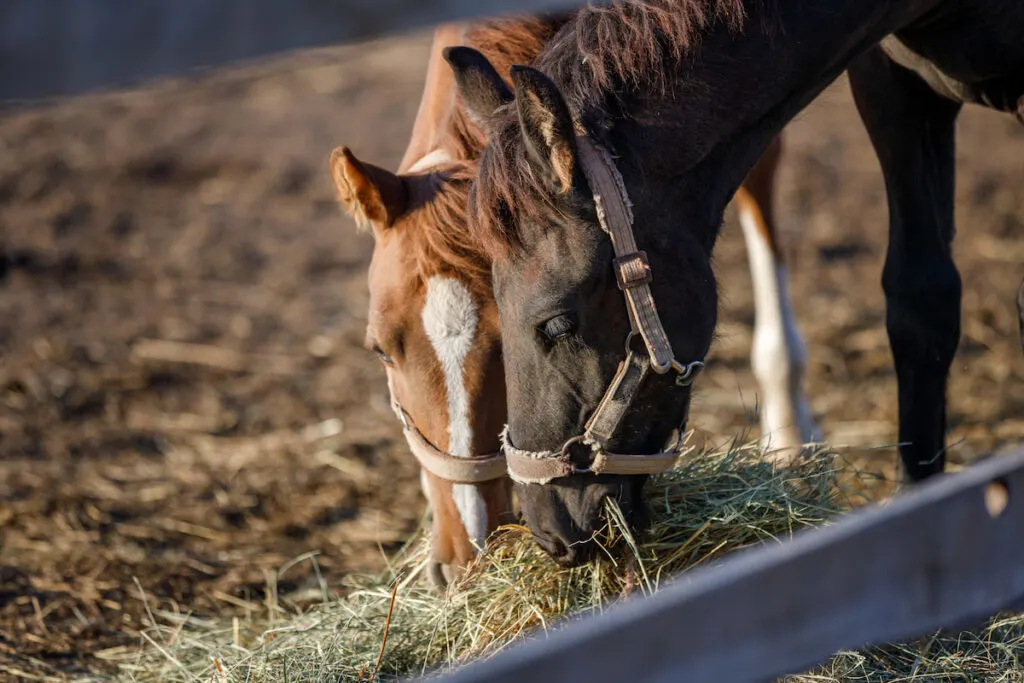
left=468, top=116, right=560, bottom=261
left=401, top=162, right=493, bottom=294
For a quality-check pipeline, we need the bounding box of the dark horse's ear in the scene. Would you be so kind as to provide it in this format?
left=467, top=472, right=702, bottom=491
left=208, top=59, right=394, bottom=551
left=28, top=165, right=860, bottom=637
left=444, top=46, right=512, bottom=132
left=509, top=65, right=578, bottom=195
left=329, top=147, right=408, bottom=230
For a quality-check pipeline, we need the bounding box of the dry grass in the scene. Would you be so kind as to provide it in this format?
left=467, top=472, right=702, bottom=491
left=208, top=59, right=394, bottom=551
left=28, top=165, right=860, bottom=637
left=108, top=444, right=1023, bottom=682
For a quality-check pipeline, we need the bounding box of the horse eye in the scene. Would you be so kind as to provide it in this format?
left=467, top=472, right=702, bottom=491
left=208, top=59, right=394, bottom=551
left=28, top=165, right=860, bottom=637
left=371, top=344, right=394, bottom=366
left=539, top=313, right=579, bottom=343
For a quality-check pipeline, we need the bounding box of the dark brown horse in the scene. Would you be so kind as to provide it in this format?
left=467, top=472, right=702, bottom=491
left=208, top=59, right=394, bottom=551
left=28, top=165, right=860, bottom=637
left=450, top=0, right=1024, bottom=565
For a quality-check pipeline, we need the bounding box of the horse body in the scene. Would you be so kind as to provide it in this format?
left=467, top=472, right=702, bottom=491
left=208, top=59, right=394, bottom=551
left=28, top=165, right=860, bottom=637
left=452, top=0, right=1024, bottom=564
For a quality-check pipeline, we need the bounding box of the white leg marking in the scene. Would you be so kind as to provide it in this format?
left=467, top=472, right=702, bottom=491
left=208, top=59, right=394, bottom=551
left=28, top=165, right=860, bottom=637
left=738, top=207, right=820, bottom=454
left=406, top=148, right=453, bottom=174
left=422, top=276, right=489, bottom=550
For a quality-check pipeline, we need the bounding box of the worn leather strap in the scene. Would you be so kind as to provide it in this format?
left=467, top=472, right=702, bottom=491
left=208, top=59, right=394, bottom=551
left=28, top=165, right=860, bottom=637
left=575, top=136, right=677, bottom=372
left=402, top=420, right=508, bottom=484
left=392, top=401, right=507, bottom=484
left=502, top=427, right=680, bottom=486
left=584, top=346, right=649, bottom=447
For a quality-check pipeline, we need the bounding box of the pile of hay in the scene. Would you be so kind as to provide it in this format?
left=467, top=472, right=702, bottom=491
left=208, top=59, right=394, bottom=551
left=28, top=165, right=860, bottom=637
left=114, top=445, right=1023, bottom=682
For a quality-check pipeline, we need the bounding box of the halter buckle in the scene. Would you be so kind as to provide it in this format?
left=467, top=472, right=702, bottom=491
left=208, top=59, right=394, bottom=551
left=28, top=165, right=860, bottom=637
left=613, top=251, right=652, bottom=290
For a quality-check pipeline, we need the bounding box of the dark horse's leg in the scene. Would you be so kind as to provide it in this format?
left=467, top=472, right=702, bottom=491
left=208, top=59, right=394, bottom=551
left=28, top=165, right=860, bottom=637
left=848, top=47, right=963, bottom=482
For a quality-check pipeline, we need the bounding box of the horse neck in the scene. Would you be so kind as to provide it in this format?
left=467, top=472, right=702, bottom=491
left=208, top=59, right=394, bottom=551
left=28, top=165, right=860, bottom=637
left=558, top=0, right=940, bottom=225
left=398, top=22, right=469, bottom=173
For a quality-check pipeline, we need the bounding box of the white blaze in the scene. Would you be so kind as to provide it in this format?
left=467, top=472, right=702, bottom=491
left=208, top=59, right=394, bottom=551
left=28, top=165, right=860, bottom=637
left=422, top=276, right=488, bottom=550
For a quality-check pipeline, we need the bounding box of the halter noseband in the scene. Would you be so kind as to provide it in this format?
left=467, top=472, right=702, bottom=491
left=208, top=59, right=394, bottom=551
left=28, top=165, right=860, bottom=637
left=503, top=135, right=705, bottom=486
left=390, top=398, right=507, bottom=485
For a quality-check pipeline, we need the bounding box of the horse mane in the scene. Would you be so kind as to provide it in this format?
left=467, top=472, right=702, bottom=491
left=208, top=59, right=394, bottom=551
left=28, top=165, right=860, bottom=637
left=468, top=0, right=748, bottom=259
left=404, top=14, right=570, bottom=285
left=541, top=0, right=746, bottom=109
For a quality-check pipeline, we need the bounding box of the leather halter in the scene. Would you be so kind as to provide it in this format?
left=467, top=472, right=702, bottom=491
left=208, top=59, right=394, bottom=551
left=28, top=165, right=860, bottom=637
left=503, top=135, right=705, bottom=486
left=391, top=397, right=507, bottom=485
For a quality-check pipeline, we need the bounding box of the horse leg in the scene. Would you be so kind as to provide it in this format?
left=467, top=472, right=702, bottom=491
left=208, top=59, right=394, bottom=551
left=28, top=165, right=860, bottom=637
left=848, top=47, right=963, bottom=482
left=734, top=135, right=820, bottom=461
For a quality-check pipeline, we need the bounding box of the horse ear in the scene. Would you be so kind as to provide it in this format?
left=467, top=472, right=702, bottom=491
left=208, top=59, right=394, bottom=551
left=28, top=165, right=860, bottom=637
left=444, top=46, right=512, bottom=132
left=329, top=147, right=408, bottom=229
left=509, top=65, right=578, bottom=194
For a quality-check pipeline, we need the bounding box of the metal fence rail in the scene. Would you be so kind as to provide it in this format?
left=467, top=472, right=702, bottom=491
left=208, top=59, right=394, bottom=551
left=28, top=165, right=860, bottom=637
left=437, top=449, right=1024, bottom=683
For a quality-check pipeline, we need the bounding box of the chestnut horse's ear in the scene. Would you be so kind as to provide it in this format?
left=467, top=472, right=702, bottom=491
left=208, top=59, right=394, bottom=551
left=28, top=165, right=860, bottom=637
left=329, top=147, right=408, bottom=230
left=509, top=65, right=578, bottom=194
left=444, top=46, right=512, bottom=132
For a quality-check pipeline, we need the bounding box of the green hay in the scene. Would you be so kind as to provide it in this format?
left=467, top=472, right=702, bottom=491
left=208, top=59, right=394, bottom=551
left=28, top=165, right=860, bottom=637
left=111, top=445, right=1023, bottom=682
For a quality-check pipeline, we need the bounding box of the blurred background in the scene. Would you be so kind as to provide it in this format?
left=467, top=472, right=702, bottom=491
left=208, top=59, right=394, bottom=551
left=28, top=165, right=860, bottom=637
left=0, top=16, right=1022, bottom=680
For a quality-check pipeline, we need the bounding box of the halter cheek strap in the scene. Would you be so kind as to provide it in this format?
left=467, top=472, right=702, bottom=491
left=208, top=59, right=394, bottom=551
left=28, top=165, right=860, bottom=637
left=503, top=135, right=705, bottom=486
left=391, top=399, right=507, bottom=485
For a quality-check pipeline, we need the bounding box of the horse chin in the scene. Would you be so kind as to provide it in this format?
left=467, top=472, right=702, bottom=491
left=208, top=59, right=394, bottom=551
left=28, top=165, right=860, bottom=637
left=515, top=474, right=649, bottom=567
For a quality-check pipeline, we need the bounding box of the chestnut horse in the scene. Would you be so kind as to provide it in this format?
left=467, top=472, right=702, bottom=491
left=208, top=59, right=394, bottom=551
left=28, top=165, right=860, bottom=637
left=451, top=0, right=1024, bottom=565
left=330, top=19, right=562, bottom=587
left=331, top=13, right=817, bottom=582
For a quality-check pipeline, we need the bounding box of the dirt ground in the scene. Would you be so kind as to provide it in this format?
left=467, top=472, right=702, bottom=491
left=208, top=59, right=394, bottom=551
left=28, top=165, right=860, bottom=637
left=1, top=27, right=1022, bottom=680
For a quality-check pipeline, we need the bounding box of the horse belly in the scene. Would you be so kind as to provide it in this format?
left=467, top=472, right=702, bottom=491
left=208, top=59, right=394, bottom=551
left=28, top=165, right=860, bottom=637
left=892, top=2, right=1024, bottom=111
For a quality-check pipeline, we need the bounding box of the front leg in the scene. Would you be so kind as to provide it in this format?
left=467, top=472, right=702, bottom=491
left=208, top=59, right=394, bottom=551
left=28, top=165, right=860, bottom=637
left=848, top=47, right=963, bottom=482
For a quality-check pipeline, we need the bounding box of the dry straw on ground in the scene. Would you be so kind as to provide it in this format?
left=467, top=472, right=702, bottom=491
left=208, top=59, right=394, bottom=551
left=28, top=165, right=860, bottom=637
left=112, top=444, right=1023, bottom=682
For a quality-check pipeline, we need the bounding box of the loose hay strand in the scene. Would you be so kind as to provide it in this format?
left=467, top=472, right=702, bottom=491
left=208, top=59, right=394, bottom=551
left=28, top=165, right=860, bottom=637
left=115, top=443, right=1024, bottom=682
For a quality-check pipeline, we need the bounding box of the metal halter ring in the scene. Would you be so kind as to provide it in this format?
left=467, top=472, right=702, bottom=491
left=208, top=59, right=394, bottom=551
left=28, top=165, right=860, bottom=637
left=671, top=359, right=704, bottom=387
left=637, top=333, right=704, bottom=386
left=559, top=435, right=598, bottom=474
left=624, top=332, right=643, bottom=356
